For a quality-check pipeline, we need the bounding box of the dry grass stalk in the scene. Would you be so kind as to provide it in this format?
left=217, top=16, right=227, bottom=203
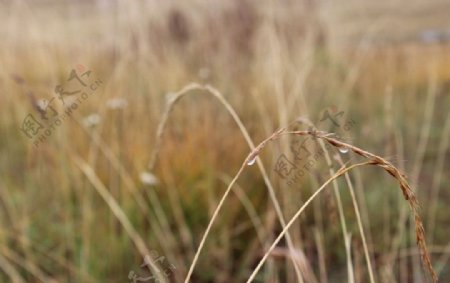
left=335, top=154, right=376, bottom=283
left=150, top=83, right=305, bottom=282
left=149, top=84, right=436, bottom=282
left=0, top=246, right=57, bottom=283
left=284, top=129, right=437, bottom=282
left=293, top=118, right=360, bottom=282
left=179, top=125, right=437, bottom=282
left=188, top=125, right=437, bottom=282
left=73, top=156, right=167, bottom=283
left=0, top=252, right=25, bottom=283
left=246, top=161, right=374, bottom=283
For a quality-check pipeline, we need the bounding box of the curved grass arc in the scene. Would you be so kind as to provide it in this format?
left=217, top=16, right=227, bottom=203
left=147, top=83, right=304, bottom=282
left=147, top=84, right=436, bottom=283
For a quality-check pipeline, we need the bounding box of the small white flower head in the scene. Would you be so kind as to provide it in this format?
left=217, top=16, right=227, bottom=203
left=140, top=171, right=159, bottom=186
left=83, top=113, right=101, bottom=128
left=37, top=99, right=48, bottom=110
left=106, top=97, right=128, bottom=110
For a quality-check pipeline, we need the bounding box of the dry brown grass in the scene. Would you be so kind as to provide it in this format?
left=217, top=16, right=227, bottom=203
left=239, top=128, right=437, bottom=282
left=171, top=109, right=438, bottom=282
left=1, top=1, right=449, bottom=282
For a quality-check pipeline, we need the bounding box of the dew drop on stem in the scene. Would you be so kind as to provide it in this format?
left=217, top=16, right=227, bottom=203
left=247, top=154, right=257, bottom=166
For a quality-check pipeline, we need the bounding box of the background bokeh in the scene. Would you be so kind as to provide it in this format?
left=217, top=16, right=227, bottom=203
left=1, top=0, right=449, bottom=282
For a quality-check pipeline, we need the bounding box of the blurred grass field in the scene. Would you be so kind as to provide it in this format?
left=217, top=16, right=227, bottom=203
left=1, top=0, right=450, bottom=282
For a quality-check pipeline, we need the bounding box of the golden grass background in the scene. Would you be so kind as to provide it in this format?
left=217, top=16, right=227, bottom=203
left=1, top=0, right=450, bottom=282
